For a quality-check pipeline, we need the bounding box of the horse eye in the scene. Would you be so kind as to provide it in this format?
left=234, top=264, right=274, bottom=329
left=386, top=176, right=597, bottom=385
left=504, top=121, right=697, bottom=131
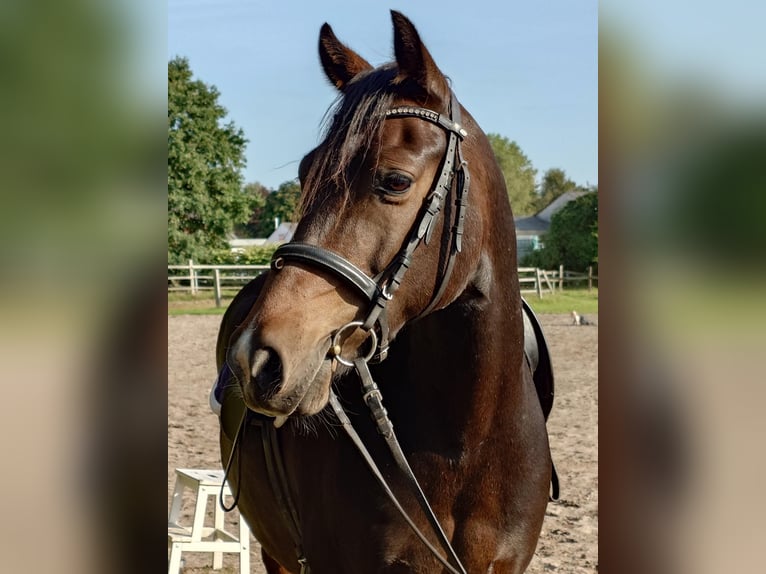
left=376, top=172, right=412, bottom=196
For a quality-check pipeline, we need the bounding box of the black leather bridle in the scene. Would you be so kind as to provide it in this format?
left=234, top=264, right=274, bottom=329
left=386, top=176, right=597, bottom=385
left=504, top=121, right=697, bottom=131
left=271, top=90, right=470, bottom=364
left=267, top=91, right=472, bottom=574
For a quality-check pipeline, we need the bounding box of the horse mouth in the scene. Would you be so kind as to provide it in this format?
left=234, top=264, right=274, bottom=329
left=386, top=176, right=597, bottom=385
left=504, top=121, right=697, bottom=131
left=241, top=340, right=335, bottom=419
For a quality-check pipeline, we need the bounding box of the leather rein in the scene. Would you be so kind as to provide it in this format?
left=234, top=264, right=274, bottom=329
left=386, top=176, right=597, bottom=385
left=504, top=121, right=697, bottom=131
left=225, top=91, right=471, bottom=574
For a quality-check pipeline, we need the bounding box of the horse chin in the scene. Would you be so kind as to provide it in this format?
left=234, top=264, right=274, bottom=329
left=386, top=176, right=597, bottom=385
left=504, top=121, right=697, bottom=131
left=292, top=358, right=334, bottom=416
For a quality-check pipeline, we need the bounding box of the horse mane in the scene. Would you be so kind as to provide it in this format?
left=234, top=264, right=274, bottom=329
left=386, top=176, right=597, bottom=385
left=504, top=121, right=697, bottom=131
left=299, top=64, right=398, bottom=215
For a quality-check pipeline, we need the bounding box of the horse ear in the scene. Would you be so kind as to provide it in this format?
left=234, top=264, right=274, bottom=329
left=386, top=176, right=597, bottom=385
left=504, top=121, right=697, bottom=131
left=391, top=11, right=450, bottom=103
left=319, top=23, right=373, bottom=91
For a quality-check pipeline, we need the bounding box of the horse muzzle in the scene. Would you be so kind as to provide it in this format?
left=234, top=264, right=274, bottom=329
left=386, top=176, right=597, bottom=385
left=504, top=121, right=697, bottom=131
left=230, top=328, right=334, bottom=417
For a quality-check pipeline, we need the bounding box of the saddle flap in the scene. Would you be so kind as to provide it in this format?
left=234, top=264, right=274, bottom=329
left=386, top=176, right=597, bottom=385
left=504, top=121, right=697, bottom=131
left=522, top=298, right=554, bottom=421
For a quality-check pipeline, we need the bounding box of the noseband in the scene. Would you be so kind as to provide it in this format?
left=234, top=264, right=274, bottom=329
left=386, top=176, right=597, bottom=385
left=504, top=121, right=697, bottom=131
left=271, top=90, right=470, bottom=362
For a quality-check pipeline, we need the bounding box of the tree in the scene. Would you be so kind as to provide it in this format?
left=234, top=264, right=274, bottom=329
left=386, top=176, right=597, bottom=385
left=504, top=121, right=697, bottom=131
left=535, top=168, right=578, bottom=211
left=168, top=57, right=251, bottom=263
left=522, top=191, right=598, bottom=271
left=486, top=134, right=537, bottom=215
left=235, top=182, right=270, bottom=237
left=262, top=180, right=301, bottom=232
left=232, top=180, right=301, bottom=238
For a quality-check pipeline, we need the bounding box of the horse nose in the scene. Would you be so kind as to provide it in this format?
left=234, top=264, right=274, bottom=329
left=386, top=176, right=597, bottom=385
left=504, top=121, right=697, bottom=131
left=250, top=346, right=283, bottom=397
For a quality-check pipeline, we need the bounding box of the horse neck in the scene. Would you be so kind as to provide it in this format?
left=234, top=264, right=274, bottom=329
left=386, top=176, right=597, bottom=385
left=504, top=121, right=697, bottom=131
left=378, top=242, right=526, bottom=454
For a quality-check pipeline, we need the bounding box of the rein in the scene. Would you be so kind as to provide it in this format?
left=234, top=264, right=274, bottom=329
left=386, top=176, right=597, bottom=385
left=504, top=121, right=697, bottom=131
left=266, top=91, right=471, bottom=574
left=328, top=359, right=467, bottom=574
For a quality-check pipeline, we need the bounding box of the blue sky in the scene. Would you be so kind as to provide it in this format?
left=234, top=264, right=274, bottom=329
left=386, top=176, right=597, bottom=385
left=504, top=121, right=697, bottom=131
left=601, top=1, right=766, bottom=105
left=168, top=0, right=597, bottom=190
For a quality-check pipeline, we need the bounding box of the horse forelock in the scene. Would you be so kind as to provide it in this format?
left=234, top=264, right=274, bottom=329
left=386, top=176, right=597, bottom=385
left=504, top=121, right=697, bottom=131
left=299, top=65, right=398, bottom=216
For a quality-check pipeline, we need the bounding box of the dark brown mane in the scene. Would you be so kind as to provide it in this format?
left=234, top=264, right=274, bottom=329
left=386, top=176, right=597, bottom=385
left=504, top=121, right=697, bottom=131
left=299, top=64, right=397, bottom=214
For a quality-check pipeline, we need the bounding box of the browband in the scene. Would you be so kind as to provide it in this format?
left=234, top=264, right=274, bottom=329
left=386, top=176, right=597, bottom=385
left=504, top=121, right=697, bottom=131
left=385, top=106, right=468, bottom=139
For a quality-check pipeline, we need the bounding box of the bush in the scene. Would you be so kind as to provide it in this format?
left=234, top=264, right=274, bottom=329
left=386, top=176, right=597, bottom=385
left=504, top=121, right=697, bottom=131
left=520, top=192, right=598, bottom=271
left=206, top=244, right=279, bottom=266
left=521, top=245, right=559, bottom=270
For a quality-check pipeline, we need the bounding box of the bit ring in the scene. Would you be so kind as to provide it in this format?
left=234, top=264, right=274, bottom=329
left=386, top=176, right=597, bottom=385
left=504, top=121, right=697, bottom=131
left=330, top=321, right=378, bottom=367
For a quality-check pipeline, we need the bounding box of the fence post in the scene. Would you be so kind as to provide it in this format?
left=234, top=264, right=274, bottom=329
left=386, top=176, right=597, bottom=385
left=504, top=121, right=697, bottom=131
left=535, top=268, right=543, bottom=299
left=188, top=259, right=197, bottom=295
left=214, top=268, right=222, bottom=307
left=588, top=266, right=593, bottom=291
left=558, top=264, right=564, bottom=292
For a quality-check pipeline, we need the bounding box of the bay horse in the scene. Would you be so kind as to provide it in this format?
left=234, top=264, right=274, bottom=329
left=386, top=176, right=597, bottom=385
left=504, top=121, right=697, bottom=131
left=216, top=11, right=555, bottom=573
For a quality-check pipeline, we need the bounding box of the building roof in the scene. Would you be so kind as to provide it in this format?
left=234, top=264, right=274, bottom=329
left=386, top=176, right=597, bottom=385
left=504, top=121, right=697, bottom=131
left=536, top=191, right=589, bottom=222
left=266, top=222, right=298, bottom=244
left=514, top=215, right=549, bottom=235
left=514, top=190, right=591, bottom=236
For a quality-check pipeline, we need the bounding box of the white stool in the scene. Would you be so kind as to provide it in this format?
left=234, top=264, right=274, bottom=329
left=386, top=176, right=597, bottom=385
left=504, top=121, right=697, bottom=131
left=168, top=468, right=250, bottom=573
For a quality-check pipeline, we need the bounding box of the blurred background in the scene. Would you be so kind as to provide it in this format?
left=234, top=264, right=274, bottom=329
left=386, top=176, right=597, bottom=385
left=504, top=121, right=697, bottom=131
left=0, top=0, right=764, bottom=572
left=600, top=1, right=766, bottom=572
left=0, top=0, right=165, bottom=572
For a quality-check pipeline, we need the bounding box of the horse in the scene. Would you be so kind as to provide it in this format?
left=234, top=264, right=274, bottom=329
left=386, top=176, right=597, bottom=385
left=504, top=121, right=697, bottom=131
left=215, top=11, right=555, bottom=573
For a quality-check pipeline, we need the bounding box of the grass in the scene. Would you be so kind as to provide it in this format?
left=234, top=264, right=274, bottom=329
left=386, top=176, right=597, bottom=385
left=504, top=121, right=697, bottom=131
left=168, top=288, right=598, bottom=316
left=523, top=288, right=598, bottom=315
left=168, top=306, right=228, bottom=316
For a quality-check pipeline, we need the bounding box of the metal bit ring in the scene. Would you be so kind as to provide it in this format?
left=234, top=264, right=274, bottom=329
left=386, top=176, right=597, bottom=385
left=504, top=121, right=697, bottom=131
left=330, top=321, right=378, bottom=367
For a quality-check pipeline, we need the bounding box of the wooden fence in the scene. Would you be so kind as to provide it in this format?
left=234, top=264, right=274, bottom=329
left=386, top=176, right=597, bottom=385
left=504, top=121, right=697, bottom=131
left=519, top=265, right=597, bottom=297
left=168, top=261, right=270, bottom=308
left=169, top=260, right=597, bottom=307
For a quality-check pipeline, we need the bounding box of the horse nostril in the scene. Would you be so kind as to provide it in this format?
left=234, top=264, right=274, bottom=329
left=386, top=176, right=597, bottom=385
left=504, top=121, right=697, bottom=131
left=250, top=347, right=282, bottom=396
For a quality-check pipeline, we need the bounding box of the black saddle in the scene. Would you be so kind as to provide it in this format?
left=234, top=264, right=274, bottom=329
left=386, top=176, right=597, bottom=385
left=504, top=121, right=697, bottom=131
left=522, top=298, right=559, bottom=499
left=522, top=298, right=554, bottom=421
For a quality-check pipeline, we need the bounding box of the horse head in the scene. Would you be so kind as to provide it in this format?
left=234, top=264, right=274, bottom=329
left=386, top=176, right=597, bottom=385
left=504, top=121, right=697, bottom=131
left=228, top=11, right=510, bottom=418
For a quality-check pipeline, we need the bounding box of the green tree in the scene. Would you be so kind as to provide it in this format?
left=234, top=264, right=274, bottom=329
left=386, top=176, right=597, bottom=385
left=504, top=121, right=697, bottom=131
left=523, top=191, right=598, bottom=271
left=168, top=57, right=250, bottom=263
left=262, top=180, right=300, bottom=232
left=235, top=182, right=270, bottom=237
left=487, top=134, right=537, bottom=215
left=535, top=168, right=578, bottom=211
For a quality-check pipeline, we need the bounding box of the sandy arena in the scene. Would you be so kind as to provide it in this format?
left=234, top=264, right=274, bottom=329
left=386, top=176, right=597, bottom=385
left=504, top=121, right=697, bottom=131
left=168, top=312, right=597, bottom=573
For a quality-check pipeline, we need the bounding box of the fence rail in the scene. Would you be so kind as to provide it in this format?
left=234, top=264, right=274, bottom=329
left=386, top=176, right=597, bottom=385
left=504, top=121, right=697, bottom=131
left=168, top=260, right=270, bottom=307
left=169, top=261, right=597, bottom=307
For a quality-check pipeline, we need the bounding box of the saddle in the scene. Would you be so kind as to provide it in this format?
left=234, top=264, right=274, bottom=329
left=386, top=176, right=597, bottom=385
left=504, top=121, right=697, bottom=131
left=522, top=298, right=559, bottom=499
left=522, top=298, right=554, bottom=421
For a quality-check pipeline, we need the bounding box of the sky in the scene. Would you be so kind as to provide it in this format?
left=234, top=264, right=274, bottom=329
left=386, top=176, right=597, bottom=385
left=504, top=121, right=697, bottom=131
left=601, top=0, right=766, bottom=105
left=167, top=0, right=598, bottom=190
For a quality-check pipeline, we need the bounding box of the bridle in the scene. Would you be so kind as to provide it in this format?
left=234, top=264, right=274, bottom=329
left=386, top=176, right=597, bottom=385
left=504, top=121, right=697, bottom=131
left=237, top=91, right=472, bottom=574
left=271, top=90, right=470, bottom=364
